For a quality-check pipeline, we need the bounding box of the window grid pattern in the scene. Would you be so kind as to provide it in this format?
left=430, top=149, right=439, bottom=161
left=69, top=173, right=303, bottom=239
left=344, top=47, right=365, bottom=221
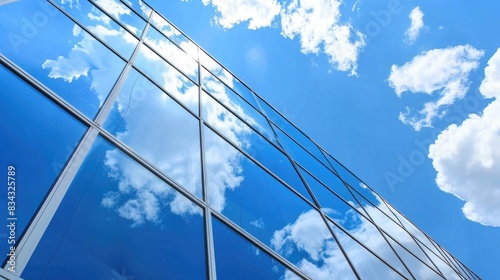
left=0, top=0, right=480, bottom=279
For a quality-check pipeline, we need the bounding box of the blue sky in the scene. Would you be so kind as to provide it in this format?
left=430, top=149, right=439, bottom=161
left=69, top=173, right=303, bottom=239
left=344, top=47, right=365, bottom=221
left=146, top=0, right=500, bottom=278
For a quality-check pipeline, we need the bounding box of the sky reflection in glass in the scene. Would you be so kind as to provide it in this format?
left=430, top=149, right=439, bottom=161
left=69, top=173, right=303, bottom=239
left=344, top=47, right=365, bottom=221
left=22, top=136, right=206, bottom=280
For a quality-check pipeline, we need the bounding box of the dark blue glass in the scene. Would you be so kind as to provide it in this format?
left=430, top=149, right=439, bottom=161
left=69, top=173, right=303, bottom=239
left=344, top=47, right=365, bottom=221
left=202, top=91, right=312, bottom=202
left=0, top=0, right=126, bottom=119
left=0, top=63, right=86, bottom=259
left=23, top=136, right=206, bottom=279
left=103, top=68, right=202, bottom=198
left=212, top=217, right=296, bottom=280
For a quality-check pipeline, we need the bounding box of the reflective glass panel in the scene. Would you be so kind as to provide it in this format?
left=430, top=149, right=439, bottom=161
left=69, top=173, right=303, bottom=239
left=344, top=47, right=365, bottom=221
left=103, top=68, right=202, bottom=198
left=417, top=239, right=462, bottom=280
left=212, top=217, right=298, bottom=280
left=121, top=0, right=152, bottom=20
left=383, top=233, right=444, bottom=279
left=329, top=222, right=406, bottom=279
left=23, top=136, right=206, bottom=279
left=387, top=203, right=444, bottom=259
left=202, top=91, right=312, bottom=202
left=52, top=0, right=139, bottom=59
left=0, top=63, right=87, bottom=259
left=302, top=170, right=411, bottom=278
left=150, top=11, right=198, bottom=60
left=258, top=97, right=329, bottom=165
left=325, top=152, right=401, bottom=224
left=203, top=126, right=356, bottom=279
left=90, top=0, right=147, bottom=37
left=201, top=68, right=275, bottom=141
left=145, top=25, right=198, bottom=82
left=200, top=51, right=260, bottom=108
left=134, top=44, right=198, bottom=113
left=0, top=1, right=126, bottom=119
left=358, top=194, right=439, bottom=273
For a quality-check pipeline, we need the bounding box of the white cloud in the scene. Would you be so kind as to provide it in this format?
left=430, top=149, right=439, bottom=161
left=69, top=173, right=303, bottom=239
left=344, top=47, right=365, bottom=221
left=280, top=0, right=365, bottom=75
left=429, top=48, right=500, bottom=227
left=388, top=45, right=484, bottom=131
left=201, top=0, right=281, bottom=30
left=405, top=6, right=424, bottom=44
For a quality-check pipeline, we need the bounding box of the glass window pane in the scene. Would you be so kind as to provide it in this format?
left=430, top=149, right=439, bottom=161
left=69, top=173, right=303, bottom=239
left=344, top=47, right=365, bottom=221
left=103, top=68, right=202, bottom=198
left=53, top=0, right=139, bottom=59
left=258, top=96, right=329, bottom=166
left=274, top=124, right=328, bottom=172
left=326, top=152, right=401, bottom=225
left=150, top=11, right=198, bottom=60
left=23, top=136, right=206, bottom=279
left=203, top=126, right=356, bottom=279
left=90, top=0, right=147, bottom=37
left=121, top=0, right=152, bottom=20
left=0, top=63, right=87, bottom=258
left=0, top=1, right=126, bottom=119
left=359, top=195, right=439, bottom=273
left=201, top=68, right=275, bottom=142
left=144, top=25, right=198, bottom=82
left=202, top=91, right=312, bottom=202
left=302, top=169, right=412, bottom=278
left=417, top=239, right=462, bottom=280
left=383, top=233, right=444, bottom=279
left=329, top=222, right=406, bottom=280
left=134, top=44, right=198, bottom=113
left=200, top=51, right=260, bottom=109
left=212, top=217, right=298, bottom=280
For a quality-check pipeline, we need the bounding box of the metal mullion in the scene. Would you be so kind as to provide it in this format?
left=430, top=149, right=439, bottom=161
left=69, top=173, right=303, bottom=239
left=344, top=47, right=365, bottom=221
left=325, top=215, right=413, bottom=280
left=201, top=88, right=283, bottom=153
left=209, top=211, right=310, bottom=280
left=87, top=0, right=144, bottom=41
left=380, top=229, right=447, bottom=278
left=295, top=161, right=374, bottom=224
left=197, top=46, right=217, bottom=280
left=118, top=0, right=151, bottom=21
left=271, top=122, right=335, bottom=172
left=0, top=268, right=23, bottom=280
left=449, top=255, right=476, bottom=280
left=296, top=154, right=413, bottom=279
left=47, top=0, right=129, bottom=62
left=94, top=11, right=152, bottom=125
left=200, top=64, right=262, bottom=113
left=201, top=122, right=316, bottom=210
left=381, top=200, right=450, bottom=278
left=147, top=23, right=198, bottom=62
left=429, top=239, right=468, bottom=279
left=343, top=180, right=445, bottom=277
left=385, top=199, right=465, bottom=276
left=276, top=147, right=362, bottom=279
left=13, top=127, right=99, bottom=276
left=140, top=38, right=199, bottom=86
left=264, top=115, right=362, bottom=280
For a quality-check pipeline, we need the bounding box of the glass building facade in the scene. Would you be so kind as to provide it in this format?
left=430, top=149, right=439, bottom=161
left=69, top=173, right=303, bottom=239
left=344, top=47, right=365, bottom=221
left=0, top=1, right=480, bottom=279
